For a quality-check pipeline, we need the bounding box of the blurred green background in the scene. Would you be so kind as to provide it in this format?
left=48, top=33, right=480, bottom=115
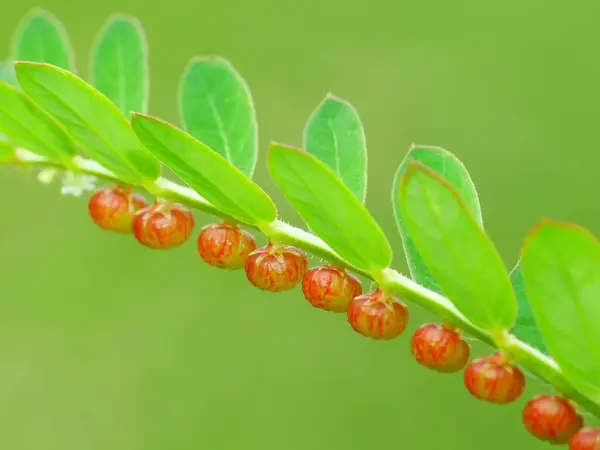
left=1, top=1, right=599, bottom=449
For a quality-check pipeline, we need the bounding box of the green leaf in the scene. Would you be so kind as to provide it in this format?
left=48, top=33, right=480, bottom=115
left=15, top=62, right=160, bottom=185
left=509, top=261, right=549, bottom=354
left=0, top=60, right=18, bottom=86
left=131, top=113, right=276, bottom=225
left=520, top=219, right=600, bottom=403
left=0, top=81, right=76, bottom=164
left=267, top=143, right=391, bottom=272
left=303, top=94, right=366, bottom=202
left=393, top=145, right=483, bottom=294
left=90, top=15, right=149, bottom=117
left=178, top=57, right=257, bottom=177
left=0, top=141, right=15, bottom=163
left=11, top=8, right=75, bottom=71
left=397, top=162, right=516, bottom=330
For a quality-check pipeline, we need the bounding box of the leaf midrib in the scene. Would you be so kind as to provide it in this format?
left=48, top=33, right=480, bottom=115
left=273, top=150, right=375, bottom=269
left=197, top=75, right=232, bottom=165
left=412, top=173, right=503, bottom=327
left=24, top=72, right=142, bottom=179
left=116, top=40, right=126, bottom=114
left=137, top=121, right=267, bottom=224
left=326, top=117, right=342, bottom=180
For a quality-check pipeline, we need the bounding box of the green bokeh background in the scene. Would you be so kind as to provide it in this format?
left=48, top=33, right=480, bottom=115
left=1, top=1, right=599, bottom=449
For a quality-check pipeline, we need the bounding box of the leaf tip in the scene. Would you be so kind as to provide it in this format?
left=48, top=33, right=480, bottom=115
left=267, top=141, right=302, bottom=155
left=323, top=92, right=346, bottom=104
left=397, top=160, right=467, bottom=210
left=131, top=112, right=164, bottom=128
left=99, top=13, right=146, bottom=42
left=13, top=60, right=68, bottom=82
left=20, top=7, right=56, bottom=21
left=14, top=60, right=55, bottom=69
left=187, top=55, right=234, bottom=69
left=522, top=217, right=597, bottom=254
left=104, top=12, right=141, bottom=23
left=520, top=217, right=559, bottom=253
left=408, top=143, right=447, bottom=154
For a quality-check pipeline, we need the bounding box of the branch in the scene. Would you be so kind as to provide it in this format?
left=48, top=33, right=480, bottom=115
left=11, top=149, right=600, bottom=419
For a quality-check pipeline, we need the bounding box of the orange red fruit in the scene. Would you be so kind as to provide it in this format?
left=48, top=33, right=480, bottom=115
left=197, top=221, right=256, bottom=269
left=133, top=201, right=194, bottom=249
left=245, top=242, right=307, bottom=292
left=88, top=186, right=147, bottom=233
left=410, top=323, right=470, bottom=373
left=301, top=265, right=362, bottom=312
left=463, top=352, right=525, bottom=404
left=522, top=395, right=582, bottom=444
left=570, top=428, right=600, bottom=450
left=347, top=289, right=409, bottom=340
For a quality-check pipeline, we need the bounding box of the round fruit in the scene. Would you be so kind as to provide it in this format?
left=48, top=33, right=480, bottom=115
left=196, top=221, right=256, bottom=269
left=522, top=395, right=583, bottom=444
left=347, top=289, right=409, bottom=340
left=410, top=323, right=470, bottom=373
left=463, top=352, right=525, bottom=404
left=245, top=243, right=307, bottom=292
left=132, top=201, right=195, bottom=249
left=570, top=428, right=600, bottom=450
left=301, top=265, right=362, bottom=312
left=88, top=186, right=147, bottom=233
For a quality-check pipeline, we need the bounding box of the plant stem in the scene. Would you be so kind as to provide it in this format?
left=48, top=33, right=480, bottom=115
left=10, top=150, right=600, bottom=420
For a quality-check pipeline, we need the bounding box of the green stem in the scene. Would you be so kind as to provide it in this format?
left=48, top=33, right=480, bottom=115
left=10, top=150, right=600, bottom=420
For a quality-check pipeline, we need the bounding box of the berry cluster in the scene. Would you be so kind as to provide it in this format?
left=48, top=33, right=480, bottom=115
left=88, top=185, right=599, bottom=448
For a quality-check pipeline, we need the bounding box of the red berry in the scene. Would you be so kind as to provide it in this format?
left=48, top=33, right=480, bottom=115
left=88, top=186, right=147, bottom=233
left=301, top=265, right=362, bottom=312
left=196, top=221, right=256, bottom=269
left=463, top=352, right=525, bottom=404
left=245, top=242, right=307, bottom=292
left=410, top=323, right=470, bottom=373
left=347, top=289, right=409, bottom=340
left=570, top=428, right=600, bottom=450
left=132, top=201, right=194, bottom=249
left=522, top=395, right=583, bottom=444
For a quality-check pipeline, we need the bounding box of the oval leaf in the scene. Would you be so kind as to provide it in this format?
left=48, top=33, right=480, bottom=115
left=15, top=62, right=160, bottom=185
left=267, top=143, right=391, bottom=272
left=509, top=261, right=549, bottom=355
left=90, top=15, right=149, bottom=117
left=397, top=162, right=516, bottom=330
left=303, top=94, right=366, bottom=202
left=0, top=81, right=76, bottom=164
left=520, top=219, right=600, bottom=403
left=178, top=57, right=257, bottom=177
left=11, top=8, right=74, bottom=71
left=393, top=145, right=483, bottom=294
left=131, top=113, right=276, bottom=225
